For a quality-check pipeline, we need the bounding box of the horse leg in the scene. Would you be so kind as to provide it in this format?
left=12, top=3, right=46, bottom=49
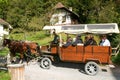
left=36, top=43, right=41, bottom=56
left=10, top=52, right=15, bottom=63
left=6, top=53, right=11, bottom=64
left=19, top=53, right=24, bottom=64
left=26, top=45, right=32, bottom=64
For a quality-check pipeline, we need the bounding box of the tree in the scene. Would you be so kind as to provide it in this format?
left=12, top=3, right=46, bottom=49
left=0, top=0, right=9, bottom=19
left=0, top=0, right=119, bottom=31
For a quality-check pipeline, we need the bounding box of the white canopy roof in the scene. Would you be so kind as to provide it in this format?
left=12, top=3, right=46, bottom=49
left=43, top=23, right=120, bottom=34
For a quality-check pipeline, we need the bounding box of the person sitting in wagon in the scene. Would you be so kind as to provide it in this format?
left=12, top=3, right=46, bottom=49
left=72, top=34, right=83, bottom=46
left=63, top=36, right=73, bottom=47
left=99, top=35, right=110, bottom=46
left=84, top=35, right=97, bottom=46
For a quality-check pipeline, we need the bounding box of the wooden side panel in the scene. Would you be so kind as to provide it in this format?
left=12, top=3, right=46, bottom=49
left=84, top=46, right=93, bottom=53
left=41, top=45, right=58, bottom=54
left=51, top=47, right=57, bottom=54
left=93, top=46, right=111, bottom=63
left=93, top=46, right=110, bottom=53
left=61, top=46, right=77, bottom=61
left=76, top=46, right=84, bottom=61
left=60, top=46, right=84, bottom=62
left=41, top=46, right=48, bottom=51
left=83, top=46, right=111, bottom=64
left=83, top=46, right=94, bottom=62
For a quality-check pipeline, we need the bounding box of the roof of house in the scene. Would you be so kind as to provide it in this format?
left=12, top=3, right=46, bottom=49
left=54, top=2, right=65, bottom=9
left=0, top=18, right=9, bottom=25
left=54, top=2, right=79, bottom=18
left=0, top=18, right=12, bottom=29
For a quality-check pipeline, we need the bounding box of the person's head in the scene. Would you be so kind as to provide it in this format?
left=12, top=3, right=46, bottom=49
left=77, top=34, right=81, bottom=38
left=53, top=29, right=55, bottom=32
left=87, top=35, right=91, bottom=39
left=53, top=31, right=56, bottom=35
left=102, top=35, right=107, bottom=40
left=90, top=35, right=94, bottom=39
left=84, top=35, right=89, bottom=41
left=77, top=34, right=81, bottom=37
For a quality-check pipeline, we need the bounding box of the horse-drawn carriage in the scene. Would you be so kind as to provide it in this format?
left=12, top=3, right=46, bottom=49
left=39, top=23, right=120, bottom=75
left=2, top=23, right=119, bottom=75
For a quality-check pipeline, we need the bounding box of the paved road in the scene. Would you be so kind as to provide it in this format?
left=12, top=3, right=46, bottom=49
left=25, top=62, right=120, bottom=80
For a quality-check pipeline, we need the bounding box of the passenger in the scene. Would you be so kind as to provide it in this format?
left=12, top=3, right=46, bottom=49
left=63, top=36, right=73, bottom=47
left=48, top=31, right=59, bottom=51
left=59, top=39, right=65, bottom=47
left=99, top=35, right=110, bottom=46
left=72, top=34, right=83, bottom=46
left=90, top=35, right=97, bottom=45
left=84, top=35, right=97, bottom=46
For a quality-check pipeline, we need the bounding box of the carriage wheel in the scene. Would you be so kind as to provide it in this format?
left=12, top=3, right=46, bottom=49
left=85, top=61, right=99, bottom=76
left=40, top=57, right=52, bottom=69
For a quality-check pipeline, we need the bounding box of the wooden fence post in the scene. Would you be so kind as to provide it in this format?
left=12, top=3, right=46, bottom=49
left=7, top=64, right=25, bottom=80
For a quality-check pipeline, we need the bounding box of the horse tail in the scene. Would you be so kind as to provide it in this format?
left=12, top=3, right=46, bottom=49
left=36, top=43, right=41, bottom=55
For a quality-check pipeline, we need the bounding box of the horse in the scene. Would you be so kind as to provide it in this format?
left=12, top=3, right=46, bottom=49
left=24, top=41, right=41, bottom=63
left=2, top=39, right=41, bottom=63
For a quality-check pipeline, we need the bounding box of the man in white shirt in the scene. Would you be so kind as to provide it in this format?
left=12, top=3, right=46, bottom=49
left=99, top=35, right=110, bottom=46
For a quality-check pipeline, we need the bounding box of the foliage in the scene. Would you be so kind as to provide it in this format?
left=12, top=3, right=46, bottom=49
left=0, top=0, right=120, bottom=30
left=10, top=31, right=51, bottom=45
left=0, top=71, right=10, bottom=80
left=109, top=34, right=120, bottom=47
left=112, top=53, right=120, bottom=65
left=27, top=16, right=44, bottom=31
left=0, top=48, right=9, bottom=56
left=11, top=28, right=26, bottom=33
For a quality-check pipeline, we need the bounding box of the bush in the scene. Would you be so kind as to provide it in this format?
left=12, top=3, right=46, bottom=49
left=11, top=28, right=26, bottom=33
left=109, top=34, right=120, bottom=47
left=0, top=48, right=9, bottom=56
left=112, top=53, right=120, bottom=65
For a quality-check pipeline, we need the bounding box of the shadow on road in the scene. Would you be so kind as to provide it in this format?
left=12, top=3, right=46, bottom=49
left=110, top=65, right=120, bottom=80
left=53, top=62, right=86, bottom=74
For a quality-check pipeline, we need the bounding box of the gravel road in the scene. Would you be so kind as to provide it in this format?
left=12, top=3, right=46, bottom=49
left=25, top=62, right=120, bottom=80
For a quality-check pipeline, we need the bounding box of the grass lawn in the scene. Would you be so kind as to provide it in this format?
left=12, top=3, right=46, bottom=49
left=9, top=30, right=101, bottom=45
left=10, top=31, right=52, bottom=45
left=0, top=71, right=10, bottom=80
left=0, top=48, right=9, bottom=56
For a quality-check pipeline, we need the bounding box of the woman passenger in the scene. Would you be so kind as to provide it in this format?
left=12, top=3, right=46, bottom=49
left=84, top=35, right=97, bottom=46
left=63, top=36, right=73, bottom=47
left=72, top=34, right=83, bottom=46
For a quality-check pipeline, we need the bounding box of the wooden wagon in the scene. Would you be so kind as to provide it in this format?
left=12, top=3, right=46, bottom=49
left=39, top=23, right=119, bottom=75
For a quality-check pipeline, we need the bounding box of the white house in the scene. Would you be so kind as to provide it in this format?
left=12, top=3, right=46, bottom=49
left=44, top=2, right=80, bottom=34
left=0, top=18, right=12, bottom=47
left=50, top=2, right=79, bottom=26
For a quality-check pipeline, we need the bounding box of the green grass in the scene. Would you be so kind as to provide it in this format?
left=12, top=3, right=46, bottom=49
left=0, top=48, right=10, bottom=80
left=10, top=31, right=101, bottom=45
left=0, top=48, right=9, bottom=56
left=10, top=31, right=51, bottom=45
left=0, top=71, right=10, bottom=80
